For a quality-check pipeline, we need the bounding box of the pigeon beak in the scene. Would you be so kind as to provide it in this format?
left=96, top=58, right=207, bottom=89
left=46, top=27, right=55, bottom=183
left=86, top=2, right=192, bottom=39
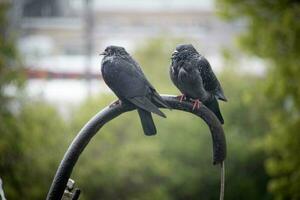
left=99, top=52, right=107, bottom=56
left=171, top=50, right=178, bottom=59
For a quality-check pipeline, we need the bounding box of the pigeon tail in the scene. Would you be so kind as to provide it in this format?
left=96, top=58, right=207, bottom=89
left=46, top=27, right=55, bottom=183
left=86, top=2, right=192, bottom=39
left=129, top=96, right=166, bottom=118
left=137, top=109, right=157, bottom=136
left=215, top=89, right=227, bottom=102
left=205, top=97, right=224, bottom=124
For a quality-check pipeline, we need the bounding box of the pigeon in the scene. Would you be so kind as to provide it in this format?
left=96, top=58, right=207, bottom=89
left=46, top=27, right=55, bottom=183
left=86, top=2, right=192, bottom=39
left=169, top=44, right=227, bottom=124
left=100, top=45, right=170, bottom=135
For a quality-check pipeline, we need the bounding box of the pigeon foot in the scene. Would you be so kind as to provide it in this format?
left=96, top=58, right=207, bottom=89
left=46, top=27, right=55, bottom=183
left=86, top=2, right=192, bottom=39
left=177, top=94, right=186, bottom=103
left=191, top=99, right=202, bottom=110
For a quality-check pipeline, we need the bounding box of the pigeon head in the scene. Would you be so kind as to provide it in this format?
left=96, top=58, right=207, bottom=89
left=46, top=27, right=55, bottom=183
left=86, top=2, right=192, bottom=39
left=100, top=46, right=129, bottom=56
left=176, top=44, right=197, bottom=52
left=172, top=44, right=198, bottom=60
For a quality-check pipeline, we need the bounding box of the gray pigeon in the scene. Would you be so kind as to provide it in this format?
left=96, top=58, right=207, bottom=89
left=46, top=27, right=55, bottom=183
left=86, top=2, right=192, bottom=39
left=100, top=45, right=169, bottom=135
left=170, top=44, right=227, bottom=124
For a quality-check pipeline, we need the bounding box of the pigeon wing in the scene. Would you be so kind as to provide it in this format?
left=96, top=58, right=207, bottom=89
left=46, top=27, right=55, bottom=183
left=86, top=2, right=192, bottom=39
left=124, top=56, right=170, bottom=109
left=103, top=57, right=167, bottom=115
left=129, top=96, right=166, bottom=117
left=197, top=56, right=227, bottom=101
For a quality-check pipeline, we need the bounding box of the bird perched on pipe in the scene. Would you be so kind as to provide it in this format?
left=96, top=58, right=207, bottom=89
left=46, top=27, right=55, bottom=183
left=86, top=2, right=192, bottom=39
left=169, top=44, right=227, bottom=124
left=100, top=45, right=170, bottom=135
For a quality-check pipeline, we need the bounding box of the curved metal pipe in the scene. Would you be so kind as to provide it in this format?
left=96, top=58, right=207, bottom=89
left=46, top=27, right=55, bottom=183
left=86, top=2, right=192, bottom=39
left=46, top=95, right=226, bottom=200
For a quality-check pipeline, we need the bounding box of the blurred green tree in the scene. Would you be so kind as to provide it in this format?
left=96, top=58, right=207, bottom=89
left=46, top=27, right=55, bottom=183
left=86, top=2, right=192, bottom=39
left=216, top=0, right=300, bottom=199
left=0, top=2, right=23, bottom=110
left=0, top=3, right=70, bottom=199
left=0, top=3, right=24, bottom=198
left=5, top=102, right=69, bottom=199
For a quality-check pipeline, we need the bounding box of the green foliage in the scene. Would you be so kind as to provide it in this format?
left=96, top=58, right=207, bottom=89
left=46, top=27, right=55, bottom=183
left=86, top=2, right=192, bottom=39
left=216, top=0, right=300, bottom=199
left=0, top=3, right=68, bottom=199
left=220, top=67, right=271, bottom=199
left=0, top=2, right=23, bottom=106
left=1, top=102, right=69, bottom=199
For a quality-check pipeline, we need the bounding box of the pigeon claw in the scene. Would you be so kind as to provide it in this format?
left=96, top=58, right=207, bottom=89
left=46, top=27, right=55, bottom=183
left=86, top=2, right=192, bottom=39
left=109, top=99, right=121, bottom=108
left=177, top=94, right=186, bottom=103
left=191, top=99, right=202, bottom=110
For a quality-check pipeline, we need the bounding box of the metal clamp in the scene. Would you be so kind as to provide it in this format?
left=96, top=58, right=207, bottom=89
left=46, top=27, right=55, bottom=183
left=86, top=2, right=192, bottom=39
left=61, top=179, right=80, bottom=200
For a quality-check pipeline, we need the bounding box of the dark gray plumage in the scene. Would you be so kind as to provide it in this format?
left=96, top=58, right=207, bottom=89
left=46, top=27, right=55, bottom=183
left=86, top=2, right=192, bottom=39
left=100, top=45, right=169, bottom=135
left=170, top=44, right=227, bottom=124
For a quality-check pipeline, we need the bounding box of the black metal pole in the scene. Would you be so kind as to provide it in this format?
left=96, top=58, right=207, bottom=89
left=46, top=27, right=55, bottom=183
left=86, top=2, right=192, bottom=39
left=46, top=95, right=226, bottom=200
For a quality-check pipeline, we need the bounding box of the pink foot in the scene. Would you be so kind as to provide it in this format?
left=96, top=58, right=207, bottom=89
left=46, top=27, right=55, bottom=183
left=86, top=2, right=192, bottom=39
left=177, top=94, right=186, bottom=103
left=191, top=99, right=202, bottom=110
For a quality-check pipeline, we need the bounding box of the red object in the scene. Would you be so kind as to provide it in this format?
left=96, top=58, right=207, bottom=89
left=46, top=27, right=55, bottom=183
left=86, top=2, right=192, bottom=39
left=24, top=68, right=101, bottom=80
